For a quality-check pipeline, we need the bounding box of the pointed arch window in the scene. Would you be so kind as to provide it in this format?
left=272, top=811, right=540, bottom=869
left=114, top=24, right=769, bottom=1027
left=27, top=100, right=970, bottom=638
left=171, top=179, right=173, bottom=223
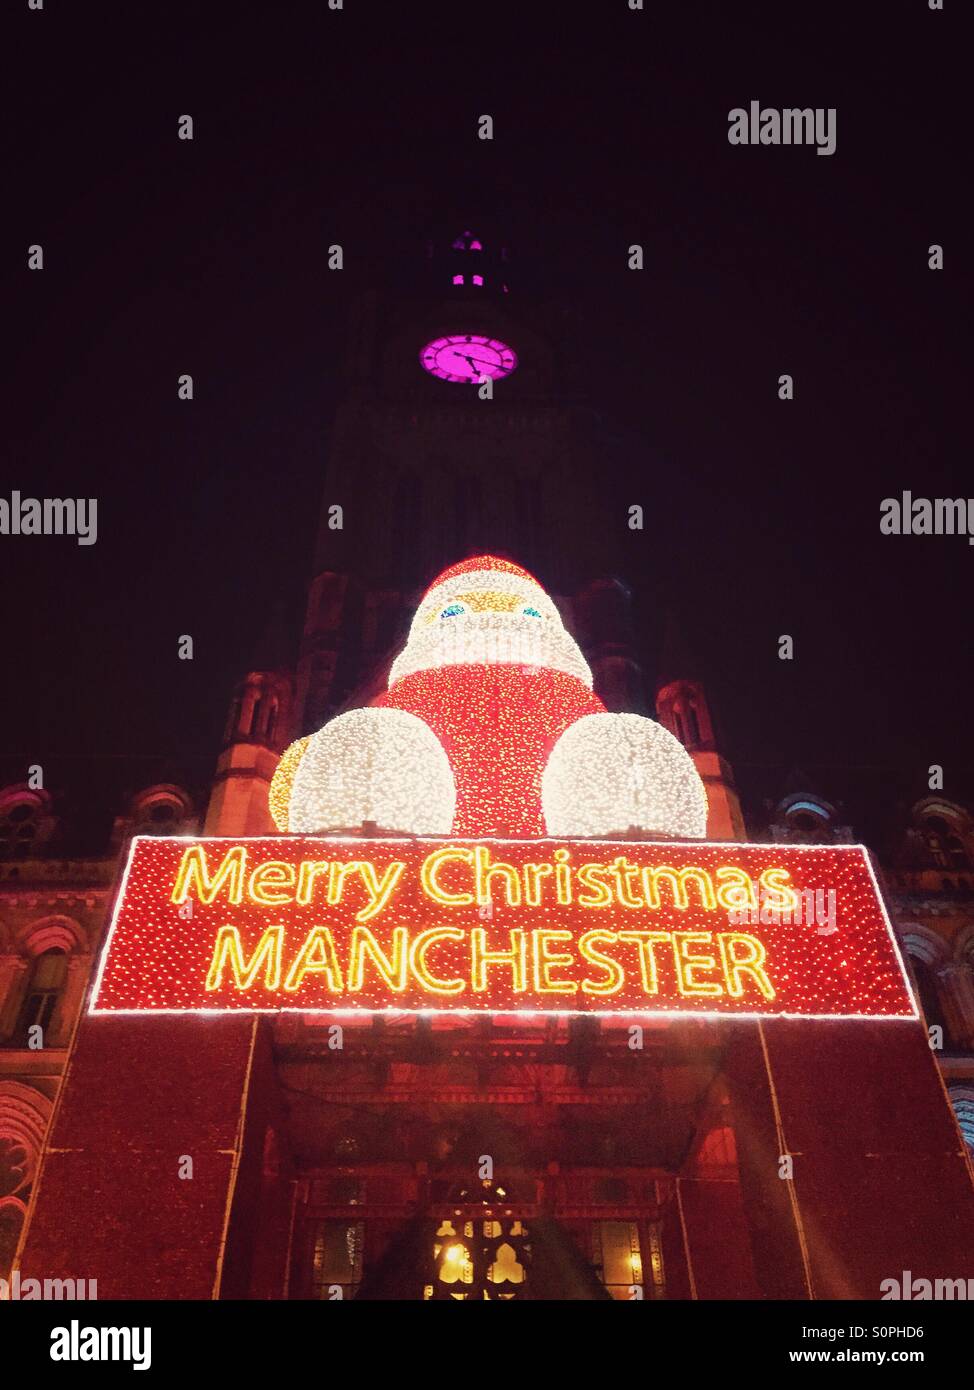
left=449, top=232, right=487, bottom=289
left=922, top=815, right=963, bottom=867
left=14, top=949, right=68, bottom=1044
left=451, top=231, right=483, bottom=252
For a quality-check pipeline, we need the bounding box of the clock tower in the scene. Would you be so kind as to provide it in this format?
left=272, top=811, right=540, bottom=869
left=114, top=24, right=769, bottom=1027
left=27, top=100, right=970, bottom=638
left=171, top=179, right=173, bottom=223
left=295, top=226, right=638, bottom=735
left=207, top=226, right=744, bottom=843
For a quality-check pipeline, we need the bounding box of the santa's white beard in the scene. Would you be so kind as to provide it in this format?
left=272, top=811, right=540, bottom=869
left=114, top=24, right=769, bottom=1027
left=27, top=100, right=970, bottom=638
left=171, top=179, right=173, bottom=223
left=388, top=611, right=593, bottom=688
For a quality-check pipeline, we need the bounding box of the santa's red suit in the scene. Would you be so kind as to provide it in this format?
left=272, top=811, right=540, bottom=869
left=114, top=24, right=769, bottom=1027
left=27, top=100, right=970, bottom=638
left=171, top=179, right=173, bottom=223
left=273, top=555, right=707, bottom=840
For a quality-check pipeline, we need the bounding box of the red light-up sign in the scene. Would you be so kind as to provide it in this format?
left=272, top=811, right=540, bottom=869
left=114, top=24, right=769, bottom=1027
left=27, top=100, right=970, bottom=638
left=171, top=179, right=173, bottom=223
left=90, top=836, right=917, bottom=1020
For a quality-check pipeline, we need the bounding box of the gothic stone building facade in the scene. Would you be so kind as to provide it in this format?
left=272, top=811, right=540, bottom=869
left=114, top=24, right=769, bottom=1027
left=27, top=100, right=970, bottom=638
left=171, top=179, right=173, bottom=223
left=3, top=232, right=973, bottom=1299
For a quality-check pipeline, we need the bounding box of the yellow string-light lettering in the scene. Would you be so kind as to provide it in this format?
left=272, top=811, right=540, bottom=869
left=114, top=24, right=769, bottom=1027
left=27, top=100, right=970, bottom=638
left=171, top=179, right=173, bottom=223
left=531, top=930, right=578, bottom=994
left=672, top=931, right=723, bottom=997
left=578, top=931, right=625, bottom=995
left=474, top=846, right=521, bottom=907
left=421, top=847, right=475, bottom=906
left=248, top=861, right=296, bottom=906
left=172, top=845, right=245, bottom=906
left=715, top=865, right=758, bottom=913
left=641, top=866, right=717, bottom=911
left=409, top=928, right=467, bottom=994
left=718, top=932, right=775, bottom=1000
left=470, top=928, right=527, bottom=992
left=576, top=862, right=613, bottom=907
left=347, top=926, right=409, bottom=992
left=205, top=924, right=282, bottom=991
left=282, top=926, right=344, bottom=993
left=618, top=931, right=671, bottom=994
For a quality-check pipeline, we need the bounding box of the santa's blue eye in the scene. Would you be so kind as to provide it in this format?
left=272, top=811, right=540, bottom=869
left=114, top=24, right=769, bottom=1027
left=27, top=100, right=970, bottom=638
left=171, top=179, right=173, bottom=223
left=439, top=602, right=467, bottom=619
left=522, top=605, right=542, bottom=619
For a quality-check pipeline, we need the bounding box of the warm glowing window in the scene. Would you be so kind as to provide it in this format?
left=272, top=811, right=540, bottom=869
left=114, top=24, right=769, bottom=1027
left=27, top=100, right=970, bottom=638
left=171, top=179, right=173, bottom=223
left=592, top=1220, right=643, bottom=1300
left=425, top=1187, right=530, bottom=1300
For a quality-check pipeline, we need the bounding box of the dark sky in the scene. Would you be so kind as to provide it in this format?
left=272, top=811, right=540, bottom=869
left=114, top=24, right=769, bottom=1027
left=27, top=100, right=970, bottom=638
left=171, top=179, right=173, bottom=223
left=3, top=0, right=969, bottom=845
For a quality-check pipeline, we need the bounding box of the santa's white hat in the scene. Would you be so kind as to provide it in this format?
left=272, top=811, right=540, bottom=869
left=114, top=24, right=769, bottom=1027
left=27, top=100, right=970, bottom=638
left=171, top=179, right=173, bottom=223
left=388, top=554, right=593, bottom=688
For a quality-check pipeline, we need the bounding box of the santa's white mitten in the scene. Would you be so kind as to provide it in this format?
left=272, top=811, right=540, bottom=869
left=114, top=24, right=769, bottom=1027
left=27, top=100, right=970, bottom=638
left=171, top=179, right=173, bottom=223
left=542, top=712, right=708, bottom=839
left=284, top=707, right=456, bottom=835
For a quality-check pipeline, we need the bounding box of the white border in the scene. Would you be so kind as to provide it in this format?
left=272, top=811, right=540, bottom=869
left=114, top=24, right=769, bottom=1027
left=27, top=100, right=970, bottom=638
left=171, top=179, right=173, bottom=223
left=88, top=834, right=920, bottom=1024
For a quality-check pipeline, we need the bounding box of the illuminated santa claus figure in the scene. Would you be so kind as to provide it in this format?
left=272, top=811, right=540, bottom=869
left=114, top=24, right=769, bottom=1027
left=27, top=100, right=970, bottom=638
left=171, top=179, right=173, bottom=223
left=272, top=555, right=707, bottom=839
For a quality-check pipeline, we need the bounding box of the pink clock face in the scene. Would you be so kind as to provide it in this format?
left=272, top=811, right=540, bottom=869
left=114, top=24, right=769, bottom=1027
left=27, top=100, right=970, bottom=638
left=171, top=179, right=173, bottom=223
left=420, top=334, right=518, bottom=383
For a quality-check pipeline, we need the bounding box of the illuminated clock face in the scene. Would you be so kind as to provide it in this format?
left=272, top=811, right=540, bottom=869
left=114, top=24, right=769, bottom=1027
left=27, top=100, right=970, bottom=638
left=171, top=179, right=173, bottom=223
left=420, top=334, right=518, bottom=383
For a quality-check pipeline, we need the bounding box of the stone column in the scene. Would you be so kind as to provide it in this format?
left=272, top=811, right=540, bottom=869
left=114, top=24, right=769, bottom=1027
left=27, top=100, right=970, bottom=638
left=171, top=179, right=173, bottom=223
left=50, top=955, right=91, bottom=1048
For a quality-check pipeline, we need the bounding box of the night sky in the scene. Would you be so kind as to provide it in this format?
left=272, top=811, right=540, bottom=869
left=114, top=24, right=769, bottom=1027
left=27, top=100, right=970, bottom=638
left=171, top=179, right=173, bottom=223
left=4, top=0, right=969, bottom=848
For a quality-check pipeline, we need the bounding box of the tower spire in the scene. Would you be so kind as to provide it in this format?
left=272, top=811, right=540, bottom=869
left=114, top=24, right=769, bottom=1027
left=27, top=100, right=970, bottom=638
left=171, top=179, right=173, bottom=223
left=204, top=604, right=296, bottom=835
left=654, top=609, right=745, bottom=840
